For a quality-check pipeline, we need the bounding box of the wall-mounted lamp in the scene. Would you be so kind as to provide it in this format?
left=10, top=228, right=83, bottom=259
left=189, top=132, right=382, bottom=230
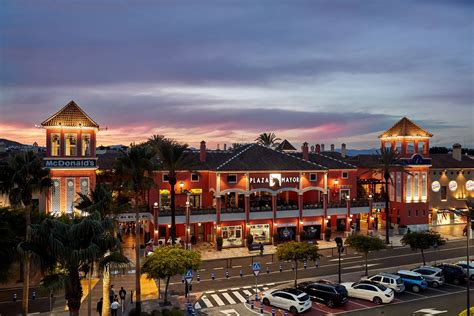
left=167, top=224, right=171, bottom=228
left=198, top=223, right=202, bottom=227
left=153, top=202, right=158, bottom=208
left=368, top=194, right=373, bottom=199
left=300, top=221, right=304, bottom=225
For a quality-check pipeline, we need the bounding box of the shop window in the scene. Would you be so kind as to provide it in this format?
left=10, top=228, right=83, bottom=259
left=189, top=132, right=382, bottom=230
left=222, top=225, right=243, bottom=247
left=421, top=173, right=427, bottom=200
left=309, top=173, right=317, bottom=181
left=162, top=174, right=169, bottom=182
left=51, top=134, right=60, bottom=156
left=413, top=172, right=419, bottom=201
left=407, top=141, right=414, bottom=154
left=227, top=174, right=237, bottom=183
left=396, top=172, right=402, bottom=202
left=80, top=178, right=90, bottom=196
left=342, top=171, right=348, bottom=179
left=406, top=174, right=412, bottom=201
left=249, top=224, right=271, bottom=243
left=191, top=173, right=199, bottom=182
left=440, top=186, right=447, bottom=201
left=66, top=178, right=75, bottom=214
left=65, top=134, right=77, bottom=156
left=51, top=179, right=61, bottom=214
left=81, top=134, right=91, bottom=156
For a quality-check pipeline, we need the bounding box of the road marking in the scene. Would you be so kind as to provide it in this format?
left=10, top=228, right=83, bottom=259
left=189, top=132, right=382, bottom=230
left=201, top=296, right=214, bottom=308
left=233, top=291, right=247, bottom=303
left=194, top=302, right=202, bottom=309
left=219, top=289, right=228, bottom=292
left=233, top=265, right=242, bottom=268
left=427, top=287, right=449, bottom=294
left=267, top=283, right=275, bottom=286
left=212, top=293, right=226, bottom=306
left=205, top=290, right=215, bottom=294
left=214, top=267, right=224, bottom=270
left=243, top=286, right=252, bottom=289
left=444, top=283, right=466, bottom=290
left=266, top=262, right=273, bottom=265
left=199, top=269, right=206, bottom=272
left=343, top=263, right=379, bottom=270
left=329, top=256, right=362, bottom=262
left=243, top=290, right=253, bottom=297
left=263, top=287, right=269, bottom=290
left=413, top=308, right=447, bottom=315
left=405, top=291, right=427, bottom=298
left=231, top=288, right=240, bottom=291
left=348, top=300, right=373, bottom=308
left=220, top=309, right=240, bottom=316
left=222, top=292, right=236, bottom=304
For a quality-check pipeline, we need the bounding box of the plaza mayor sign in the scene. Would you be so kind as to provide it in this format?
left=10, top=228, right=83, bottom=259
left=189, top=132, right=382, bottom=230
left=249, top=173, right=299, bottom=188
left=44, top=158, right=97, bottom=169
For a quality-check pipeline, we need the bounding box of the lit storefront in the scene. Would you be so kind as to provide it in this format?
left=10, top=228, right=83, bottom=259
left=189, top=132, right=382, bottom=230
left=249, top=224, right=271, bottom=243
left=221, top=225, right=243, bottom=247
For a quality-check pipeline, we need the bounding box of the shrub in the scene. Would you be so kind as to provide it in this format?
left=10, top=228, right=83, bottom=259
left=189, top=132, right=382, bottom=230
left=300, top=230, right=307, bottom=241
left=216, top=236, right=223, bottom=250
left=273, top=232, right=279, bottom=244
left=246, top=234, right=254, bottom=248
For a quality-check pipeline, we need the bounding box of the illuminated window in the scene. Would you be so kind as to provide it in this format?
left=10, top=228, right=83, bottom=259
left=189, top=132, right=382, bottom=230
left=389, top=172, right=395, bottom=201
left=65, top=134, right=77, bottom=156
left=421, top=172, right=427, bottom=200
left=81, top=134, right=91, bottom=156
left=414, top=172, right=419, bottom=201
left=406, top=174, right=412, bottom=201
left=396, top=172, right=402, bottom=202
left=51, top=134, right=60, bottom=156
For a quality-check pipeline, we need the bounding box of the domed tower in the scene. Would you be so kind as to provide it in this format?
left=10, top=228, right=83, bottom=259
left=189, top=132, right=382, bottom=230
left=41, top=101, right=99, bottom=215
left=378, top=117, right=433, bottom=231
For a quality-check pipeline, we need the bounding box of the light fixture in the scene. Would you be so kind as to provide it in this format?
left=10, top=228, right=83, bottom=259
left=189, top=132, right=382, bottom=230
left=154, top=229, right=158, bottom=234
left=334, top=179, right=339, bottom=185
left=300, top=221, right=304, bottom=225
left=327, top=215, right=331, bottom=219
left=179, top=181, right=184, bottom=189
left=368, top=194, right=373, bottom=198
left=274, top=223, right=278, bottom=227
left=350, top=214, right=353, bottom=218
left=198, top=223, right=201, bottom=227
left=167, top=224, right=171, bottom=228
left=217, top=225, right=221, bottom=230
left=153, top=202, right=158, bottom=207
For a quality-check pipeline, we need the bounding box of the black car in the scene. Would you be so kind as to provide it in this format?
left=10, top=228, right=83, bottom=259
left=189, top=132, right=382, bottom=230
left=435, top=263, right=466, bottom=285
left=297, top=281, right=349, bottom=308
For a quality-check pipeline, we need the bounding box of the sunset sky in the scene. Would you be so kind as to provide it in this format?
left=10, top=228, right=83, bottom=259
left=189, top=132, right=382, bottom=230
left=1, top=1, right=472, bottom=150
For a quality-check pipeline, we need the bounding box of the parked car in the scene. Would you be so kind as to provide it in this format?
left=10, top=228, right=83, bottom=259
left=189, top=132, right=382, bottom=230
left=435, top=263, right=467, bottom=285
left=362, top=273, right=405, bottom=293
left=411, top=266, right=444, bottom=288
left=456, top=261, right=474, bottom=280
left=340, top=281, right=394, bottom=305
left=396, top=270, right=428, bottom=293
left=297, top=280, right=349, bottom=307
left=262, top=288, right=312, bottom=314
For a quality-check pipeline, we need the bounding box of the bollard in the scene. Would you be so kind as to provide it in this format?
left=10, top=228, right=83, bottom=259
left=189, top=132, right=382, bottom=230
left=260, top=302, right=264, bottom=313
left=271, top=307, right=275, bottom=316
left=197, top=273, right=200, bottom=282
left=247, top=295, right=250, bottom=304
left=13, top=293, right=17, bottom=301
left=315, top=260, right=319, bottom=268
left=130, top=290, right=133, bottom=304
left=32, top=290, right=36, bottom=300
left=182, top=276, right=185, bottom=283
left=240, top=269, right=243, bottom=278
left=266, top=266, right=270, bottom=274
left=304, top=261, right=307, bottom=270
left=284, top=310, right=288, bottom=316
left=291, top=263, right=295, bottom=271
left=251, top=300, right=254, bottom=309
left=279, top=264, right=282, bottom=272
left=226, top=271, right=229, bottom=279
left=211, top=272, right=215, bottom=281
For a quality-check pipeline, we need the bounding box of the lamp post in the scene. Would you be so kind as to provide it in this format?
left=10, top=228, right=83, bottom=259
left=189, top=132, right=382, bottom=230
left=153, top=202, right=159, bottom=245
left=335, top=237, right=344, bottom=283
left=186, top=194, right=190, bottom=250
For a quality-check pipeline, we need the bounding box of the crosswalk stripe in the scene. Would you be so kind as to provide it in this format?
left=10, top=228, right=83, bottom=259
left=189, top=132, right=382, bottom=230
left=233, top=291, right=247, bottom=303
left=263, top=287, right=269, bottom=290
left=222, top=292, right=236, bottom=305
left=211, top=294, right=225, bottom=306
left=201, top=296, right=214, bottom=308
left=194, top=302, right=202, bottom=310
left=243, top=289, right=252, bottom=297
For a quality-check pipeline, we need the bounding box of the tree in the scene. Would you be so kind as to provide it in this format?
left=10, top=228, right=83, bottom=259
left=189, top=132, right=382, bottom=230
left=149, top=136, right=196, bottom=244
left=26, top=212, right=119, bottom=316
left=0, top=151, right=52, bottom=315
left=114, top=145, right=156, bottom=314
left=345, top=235, right=386, bottom=276
left=76, top=185, right=130, bottom=316
left=275, top=241, right=320, bottom=287
left=255, top=132, right=281, bottom=148
left=378, top=147, right=400, bottom=244
left=141, top=246, right=201, bottom=304
left=401, top=231, right=446, bottom=266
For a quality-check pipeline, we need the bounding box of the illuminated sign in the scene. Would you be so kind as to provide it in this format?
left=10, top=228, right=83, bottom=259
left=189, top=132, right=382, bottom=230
left=448, top=180, right=458, bottom=192
left=249, top=173, right=299, bottom=187
left=431, top=181, right=440, bottom=192
left=44, top=159, right=97, bottom=168
left=466, top=180, right=474, bottom=192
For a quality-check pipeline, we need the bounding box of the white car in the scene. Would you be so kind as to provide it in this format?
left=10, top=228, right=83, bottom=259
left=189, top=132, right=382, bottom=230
left=341, top=281, right=394, bottom=305
left=362, top=273, right=405, bottom=293
left=456, top=261, right=474, bottom=280
left=262, top=288, right=312, bottom=314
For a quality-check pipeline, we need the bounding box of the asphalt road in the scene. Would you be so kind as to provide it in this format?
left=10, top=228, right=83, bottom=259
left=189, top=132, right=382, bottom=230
left=167, top=240, right=473, bottom=294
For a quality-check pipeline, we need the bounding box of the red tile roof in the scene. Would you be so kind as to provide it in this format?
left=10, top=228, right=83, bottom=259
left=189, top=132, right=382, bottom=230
left=379, top=117, right=432, bottom=138
left=41, top=101, right=99, bottom=128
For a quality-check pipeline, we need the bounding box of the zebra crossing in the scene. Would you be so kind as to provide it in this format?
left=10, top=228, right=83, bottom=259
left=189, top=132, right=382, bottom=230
left=194, top=285, right=272, bottom=309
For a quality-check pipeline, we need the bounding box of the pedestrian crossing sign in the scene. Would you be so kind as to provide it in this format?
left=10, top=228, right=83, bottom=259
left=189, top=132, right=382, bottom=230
left=252, top=262, right=260, bottom=276
left=185, top=269, right=193, bottom=283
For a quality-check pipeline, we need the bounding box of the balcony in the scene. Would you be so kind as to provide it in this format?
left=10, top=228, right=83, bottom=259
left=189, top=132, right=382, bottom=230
left=327, top=200, right=347, bottom=208
left=350, top=199, right=370, bottom=207
left=277, top=204, right=299, bottom=211
left=250, top=206, right=272, bottom=212
left=221, top=207, right=245, bottom=214
left=303, top=203, right=323, bottom=209
left=159, top=207, right=216, bottom=216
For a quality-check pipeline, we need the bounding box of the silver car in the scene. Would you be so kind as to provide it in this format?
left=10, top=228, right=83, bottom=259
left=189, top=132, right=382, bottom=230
left=364, top=273, right=405, bottom=293
left=411, top=266, right=445, bottom=288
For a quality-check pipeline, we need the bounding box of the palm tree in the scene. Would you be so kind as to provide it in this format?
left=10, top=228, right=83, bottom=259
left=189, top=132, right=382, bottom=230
left=26, top=212, right=118, bottom=316
left=378, top=147, right=400, bottom=244
left=114, top=145, right=155, bottom=314
left=149, top=137, right=196, bottom=244
left=76, top=184, right=129, bottom=316
left=0, top=151, right=52, bottom=315
left=255, top=132, right=281, bottom=147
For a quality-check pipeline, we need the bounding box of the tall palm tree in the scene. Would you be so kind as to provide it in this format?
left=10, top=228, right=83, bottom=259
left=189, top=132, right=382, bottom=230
left=255, top=132, right=281, bottom=147
left=0, top=151, right=52, bottom=315
left=114, top=145, right=155, bottom=314
left=149, top=137, right=196, bottom=245
left=378, top=147, right=400, bottom=244
left=26, top=212, right=118, bottom=316
left=76, top=184, right=129, bottom=316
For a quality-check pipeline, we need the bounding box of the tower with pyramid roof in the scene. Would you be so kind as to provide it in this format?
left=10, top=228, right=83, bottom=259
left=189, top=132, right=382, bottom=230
left=41, top=101, right=99, bottom=215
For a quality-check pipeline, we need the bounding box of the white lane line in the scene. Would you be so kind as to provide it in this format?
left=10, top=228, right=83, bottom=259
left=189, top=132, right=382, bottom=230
left=222, top=292, right=236, bottom=305
left=348, top=300, right=372, bottom=308
left=231, top=288, right=240, bottom=291
left=211, top=294, right=225, bottom=306
left=201, top=296, right=214, bottom=308
left=427, top=287, right=449, bottom=294
left=199, top=269, right=206, bottom=272
left=266, top=283, right=275, bottom=286
left=194, top=302, right=202, bottom=310
left=445, top=283, right=467, bottom=290
left=214, top=267, right=224, bottom=270
left=403, top=291, right=427, bottom=298
left=233, top=265, right=242, bottom=268
left=233, top=291, right=247, bottom=303
left=263, top=287, right=269, bottom=290
left=219, top=289, right=228, bottom=292
left=243, top=286, right=252, bottom=289
left=243, top=290, right=253, bottom=297
left=205, top=290, right=215, bottom=294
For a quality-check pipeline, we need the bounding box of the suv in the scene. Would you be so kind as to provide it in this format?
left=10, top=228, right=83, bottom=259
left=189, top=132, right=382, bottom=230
left=396, top=270, right=428, bottom=293
left=363, top=273, right=405, bottom=293
left=297, top=280, right=348, bottom=308
left=411, top=266, right=444, bottom=288
left=456, top=261, right=474, bottom=281
left=435, top=263, right=466, bottom=285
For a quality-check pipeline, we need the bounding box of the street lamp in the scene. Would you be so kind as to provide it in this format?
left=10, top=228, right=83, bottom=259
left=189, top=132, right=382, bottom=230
left=335, top=237, right=344, bottom=283
left=153, top=202, right=159, bottom=245
left=186, top=196, right=190, bottom=249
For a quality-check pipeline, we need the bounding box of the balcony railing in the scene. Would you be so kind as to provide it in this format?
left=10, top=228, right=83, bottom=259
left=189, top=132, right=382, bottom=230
left=350, top=199, right=370, bottom=207
left=159, top=207, right=216, bottom=216
left=250, top=206, right=272, bottom=212
left=327, top=200, right=347, bottom=208
left=221, top=207, right=245, bottom=214
left=277, top=204, right=299, bottom=211
left=303, top=203, right=323, bottom=209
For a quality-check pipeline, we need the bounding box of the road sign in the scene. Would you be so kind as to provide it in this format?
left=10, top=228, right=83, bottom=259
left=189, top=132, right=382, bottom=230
left=185, top=269, right=193, bottom=283
left=252, top=262, right=261, bottom=277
